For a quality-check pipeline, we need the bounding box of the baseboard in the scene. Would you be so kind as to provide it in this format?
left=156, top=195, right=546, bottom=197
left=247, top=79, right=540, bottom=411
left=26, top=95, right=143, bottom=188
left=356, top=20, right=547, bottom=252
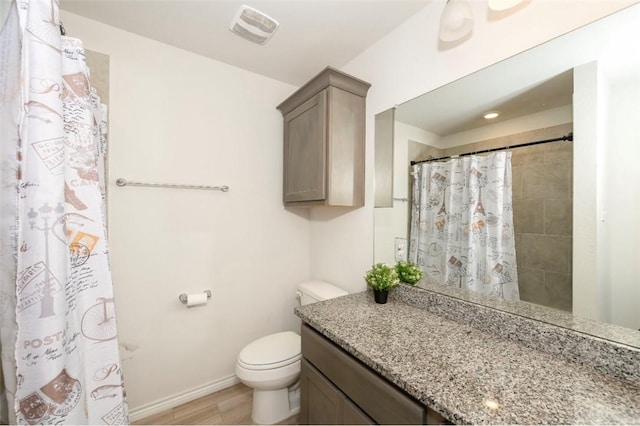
left=128, top=374, right=241, bottom=422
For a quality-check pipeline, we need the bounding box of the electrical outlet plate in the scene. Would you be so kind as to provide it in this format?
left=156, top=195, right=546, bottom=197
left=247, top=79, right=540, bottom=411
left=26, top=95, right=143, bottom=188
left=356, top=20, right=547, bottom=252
left=394, top=237, right=408, bottom=262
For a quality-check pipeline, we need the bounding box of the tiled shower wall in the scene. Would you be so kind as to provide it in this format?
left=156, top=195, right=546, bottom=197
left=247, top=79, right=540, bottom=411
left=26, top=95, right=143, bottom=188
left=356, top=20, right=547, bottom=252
left=416, top=123, right=574, bottom=311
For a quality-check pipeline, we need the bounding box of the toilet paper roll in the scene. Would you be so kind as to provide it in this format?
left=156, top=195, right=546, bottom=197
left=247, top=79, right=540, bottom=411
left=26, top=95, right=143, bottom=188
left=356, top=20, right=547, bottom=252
left=186, top=292, right=208, bottom=307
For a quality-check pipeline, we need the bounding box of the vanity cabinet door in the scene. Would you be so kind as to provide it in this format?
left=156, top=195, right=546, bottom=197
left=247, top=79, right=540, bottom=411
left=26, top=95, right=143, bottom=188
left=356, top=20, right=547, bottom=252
left=300, top=359, right=374, bottom=425
left=341, top=398, right=375, bottom=425
left=300, top=358, right=340, bottom=424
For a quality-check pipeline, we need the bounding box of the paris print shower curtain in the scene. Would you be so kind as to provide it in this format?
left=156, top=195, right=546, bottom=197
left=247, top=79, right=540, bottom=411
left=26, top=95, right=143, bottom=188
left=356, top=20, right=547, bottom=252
left=409, top=152, right=520, bottom=301
left=0, top=0, right=128, bottom=423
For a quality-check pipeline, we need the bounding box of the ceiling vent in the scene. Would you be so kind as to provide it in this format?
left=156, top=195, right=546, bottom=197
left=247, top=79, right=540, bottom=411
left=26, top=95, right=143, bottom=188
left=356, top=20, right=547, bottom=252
left=229, top=5, right=279, bottom=45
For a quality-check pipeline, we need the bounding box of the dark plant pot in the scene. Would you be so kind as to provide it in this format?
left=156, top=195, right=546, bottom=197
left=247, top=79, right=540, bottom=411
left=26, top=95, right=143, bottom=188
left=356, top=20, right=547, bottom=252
left=373, top=290, right=388, bottom=304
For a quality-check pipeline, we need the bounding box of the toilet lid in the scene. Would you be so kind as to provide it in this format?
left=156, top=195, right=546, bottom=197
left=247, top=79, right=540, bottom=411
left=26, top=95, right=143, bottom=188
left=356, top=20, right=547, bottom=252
left=238, top=331, right=301, bottom=370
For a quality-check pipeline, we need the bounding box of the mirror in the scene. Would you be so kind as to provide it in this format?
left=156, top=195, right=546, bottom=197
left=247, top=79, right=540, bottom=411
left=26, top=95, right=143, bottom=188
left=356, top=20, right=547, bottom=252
left=374, top=4, right=640, bottom=348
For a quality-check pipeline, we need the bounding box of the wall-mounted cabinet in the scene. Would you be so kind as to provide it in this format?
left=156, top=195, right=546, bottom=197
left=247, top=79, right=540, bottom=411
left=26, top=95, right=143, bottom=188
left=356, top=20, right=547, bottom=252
left=277, top=67, right=370, bottom=207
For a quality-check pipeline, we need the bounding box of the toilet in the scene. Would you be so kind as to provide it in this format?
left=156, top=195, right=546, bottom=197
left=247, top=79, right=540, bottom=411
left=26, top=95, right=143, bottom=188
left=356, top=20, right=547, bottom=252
left=235, top=281, right=348, bottom=424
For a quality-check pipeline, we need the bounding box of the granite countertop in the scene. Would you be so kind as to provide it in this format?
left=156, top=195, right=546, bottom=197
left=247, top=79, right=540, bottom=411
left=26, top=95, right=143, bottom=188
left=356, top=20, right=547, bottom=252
left=295, top=291, right=640, bottom=425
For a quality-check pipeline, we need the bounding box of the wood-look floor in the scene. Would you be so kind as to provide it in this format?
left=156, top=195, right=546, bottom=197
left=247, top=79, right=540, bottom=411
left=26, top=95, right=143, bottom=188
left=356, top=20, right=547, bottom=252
left=133, top=383, right=298, bottom=425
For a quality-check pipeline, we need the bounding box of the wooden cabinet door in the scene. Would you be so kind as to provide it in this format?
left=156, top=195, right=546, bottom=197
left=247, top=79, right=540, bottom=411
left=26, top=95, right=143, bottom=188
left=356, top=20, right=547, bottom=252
left=283, top=90, right=326, bottom=203
left=342, top=397, right=375, bottom=425
left=301, top=359, right=375, bottom=425
left=300, top=359, right=340, bottom=424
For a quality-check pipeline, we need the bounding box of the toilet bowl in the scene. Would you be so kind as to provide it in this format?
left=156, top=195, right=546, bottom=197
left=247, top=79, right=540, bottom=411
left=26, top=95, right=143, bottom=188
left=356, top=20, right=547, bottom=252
left=235, top=331, right=301, bottom=424
left=235, top=281, right=348, bottom=424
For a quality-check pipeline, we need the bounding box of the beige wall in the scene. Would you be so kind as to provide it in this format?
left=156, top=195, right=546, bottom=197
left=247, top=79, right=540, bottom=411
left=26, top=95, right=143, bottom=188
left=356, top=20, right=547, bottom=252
left=61, top=11, right=310, bottom=416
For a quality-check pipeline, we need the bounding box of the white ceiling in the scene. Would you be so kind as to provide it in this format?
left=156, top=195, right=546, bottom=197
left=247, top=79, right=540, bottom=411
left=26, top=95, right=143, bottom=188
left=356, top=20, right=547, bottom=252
left=396, top=70, right=574, bottom=136
left=59, top=0, right=429, bottom=86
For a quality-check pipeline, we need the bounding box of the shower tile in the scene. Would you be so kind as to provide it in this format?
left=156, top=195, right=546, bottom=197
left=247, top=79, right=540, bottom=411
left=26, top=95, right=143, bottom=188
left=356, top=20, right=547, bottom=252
left=518, top=267, right=546, bottom=306
left=545, top=199, right=573, bottom=236
left=521, top=165, right=546, bottom=199
left=443, top=146, right=467, bottom=157
left=511, top=145, right=545, bottom=167
left=474, top=139, right=501, bottom=151
left=544, top=272, right=573, bottom=312
left=513, top=199, right=544, bottom=234
left=85, top=50, right=110, bottom=104
left=511, top=166, right=523, bottom=200
left=520, top=234, right=571, bottom=274
left=544, top=141, right=573, bottom=163
left=543, top=163, right=571, bottom=199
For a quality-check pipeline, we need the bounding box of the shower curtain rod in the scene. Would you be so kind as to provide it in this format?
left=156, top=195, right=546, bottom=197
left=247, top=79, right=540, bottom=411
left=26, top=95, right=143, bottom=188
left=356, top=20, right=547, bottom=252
left=410, top=132, right=573, bottom=166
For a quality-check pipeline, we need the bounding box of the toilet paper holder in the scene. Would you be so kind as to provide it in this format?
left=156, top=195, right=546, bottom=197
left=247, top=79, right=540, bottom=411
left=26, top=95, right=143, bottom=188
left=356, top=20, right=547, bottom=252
left=178, top=290, right=212, bottom=304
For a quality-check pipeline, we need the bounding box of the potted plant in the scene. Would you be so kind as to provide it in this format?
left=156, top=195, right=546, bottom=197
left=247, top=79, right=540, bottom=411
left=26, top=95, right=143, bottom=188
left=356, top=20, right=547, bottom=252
left=395, top=261, right=423, bottom=285
left=364, top=263, right=399, bottom=304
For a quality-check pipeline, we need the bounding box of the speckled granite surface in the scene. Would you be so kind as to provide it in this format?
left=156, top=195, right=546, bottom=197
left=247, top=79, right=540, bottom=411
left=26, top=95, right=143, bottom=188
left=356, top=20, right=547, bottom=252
left=412, top=281, right=640, bottom=349
left=393, top=284, right=640, bottom=387
left=295, top=291, right=640, bottom=425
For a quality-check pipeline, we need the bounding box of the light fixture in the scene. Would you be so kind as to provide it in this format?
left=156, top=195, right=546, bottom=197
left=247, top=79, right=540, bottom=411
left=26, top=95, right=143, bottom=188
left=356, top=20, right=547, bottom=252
left=488, top=0, right=525, bottom=11
left=484, top=111, right=500, bottom=119
left=439, top=0, right=474, bottom=42
left=229, top=5, right=280, bottom=45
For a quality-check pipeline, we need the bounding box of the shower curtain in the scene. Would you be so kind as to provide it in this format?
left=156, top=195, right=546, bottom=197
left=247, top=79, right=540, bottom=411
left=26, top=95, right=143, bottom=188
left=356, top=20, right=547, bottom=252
left=0, top=0, right=128, bottom=423
left=408, top=152, right=520, bottom=301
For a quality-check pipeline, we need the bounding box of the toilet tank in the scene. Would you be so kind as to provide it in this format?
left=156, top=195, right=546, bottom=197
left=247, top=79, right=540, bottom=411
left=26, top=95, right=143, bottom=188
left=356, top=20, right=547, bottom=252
left=297, top=281, right=348, bottom=305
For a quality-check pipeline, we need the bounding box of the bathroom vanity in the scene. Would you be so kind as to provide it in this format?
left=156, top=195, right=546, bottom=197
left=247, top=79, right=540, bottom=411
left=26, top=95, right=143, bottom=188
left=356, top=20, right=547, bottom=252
left=300, top=324, right=449, bottom=424
left=295, top=288, right=640, bottom=424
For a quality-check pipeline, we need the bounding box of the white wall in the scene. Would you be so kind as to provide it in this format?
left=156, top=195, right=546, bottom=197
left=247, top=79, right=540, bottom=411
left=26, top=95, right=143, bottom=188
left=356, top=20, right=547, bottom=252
left=314, top=0, right=638, bottom=296
left=337, top=0, right=640, bottom=327
left=374, top=122, right=436, bottom=265
left=606, top=75, right=640, bottom=329
left=572, top=62, right=603, bottom=321
left=60, top=11, right=311, bottom=415
left=59, top=0, right=640, bottom=416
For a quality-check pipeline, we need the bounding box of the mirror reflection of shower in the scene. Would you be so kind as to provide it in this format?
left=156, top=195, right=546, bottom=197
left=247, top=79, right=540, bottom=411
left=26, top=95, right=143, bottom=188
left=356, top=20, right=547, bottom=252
left=409, top=126, right=574, bottom=311
left=374, top=70, right=574, bottom=312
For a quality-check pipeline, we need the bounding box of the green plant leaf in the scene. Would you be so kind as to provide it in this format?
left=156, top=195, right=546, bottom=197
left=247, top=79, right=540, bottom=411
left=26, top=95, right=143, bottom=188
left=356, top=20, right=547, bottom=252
left=395, top=261, right=423, bottom=285
left=364, top=263, right=400, bottom=291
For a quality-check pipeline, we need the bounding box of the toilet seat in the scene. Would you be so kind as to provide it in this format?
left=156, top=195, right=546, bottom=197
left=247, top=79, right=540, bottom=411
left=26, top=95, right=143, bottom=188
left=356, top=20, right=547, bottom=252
left=238, top=331, right=301, bottom=371
left=235, top=282, right=347, bottom=424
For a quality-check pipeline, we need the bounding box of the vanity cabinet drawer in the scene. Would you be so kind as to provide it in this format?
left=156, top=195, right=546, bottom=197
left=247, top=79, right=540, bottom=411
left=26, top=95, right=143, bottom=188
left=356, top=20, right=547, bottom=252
left=302, top=325, right=426, bottom=425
